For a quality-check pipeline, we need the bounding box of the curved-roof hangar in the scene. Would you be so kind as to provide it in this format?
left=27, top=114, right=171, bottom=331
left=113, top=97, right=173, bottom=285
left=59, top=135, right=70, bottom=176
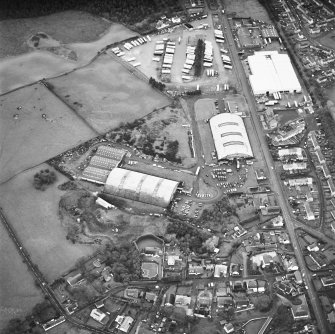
left=209, top=113, right=253, bottom=160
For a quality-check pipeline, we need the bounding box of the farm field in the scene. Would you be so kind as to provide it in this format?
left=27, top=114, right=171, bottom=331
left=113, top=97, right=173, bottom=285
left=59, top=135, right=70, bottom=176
left=0, top=164, right=94, bottom=281
left=0, top=19, right=136, bottom=94
left=0, top=221, right=43, bottom=331
left=0, top=51, right=76, bottom=94
left=225, top=0, right=271, bottom=23
left=0, top=11, right=110, bottom=58
left=48, top=55, right=171, bottom=133
left=0, top=84, right=96, bottom=183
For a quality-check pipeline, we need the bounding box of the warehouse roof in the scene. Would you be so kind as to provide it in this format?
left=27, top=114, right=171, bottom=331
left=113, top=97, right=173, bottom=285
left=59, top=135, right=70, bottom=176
left=209, top=114, right=253, bottom=160
left=104, top=168, right=179, bottom=207
left=248, top=51, right=301, bottom=94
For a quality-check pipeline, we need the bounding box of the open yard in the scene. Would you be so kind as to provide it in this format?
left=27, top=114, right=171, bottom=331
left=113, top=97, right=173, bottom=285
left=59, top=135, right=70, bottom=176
left=0, top=84, right=96, bottom=183
left=112, top=15, right=237, bottom=88
left=48, top=55, right=170, bottom=133
left=0, top=164, right=94, bottom=281
left=225, top=0, right=271, bottom=23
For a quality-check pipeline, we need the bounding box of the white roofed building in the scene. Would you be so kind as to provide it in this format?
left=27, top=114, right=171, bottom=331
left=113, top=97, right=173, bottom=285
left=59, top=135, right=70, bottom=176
left=209, top=114, right=253, bottom=160
left=248, top=51, right=301, bottom=95
left=104, top=168, right=179, bottom=207
left=90, top=309, right=108, bottom=324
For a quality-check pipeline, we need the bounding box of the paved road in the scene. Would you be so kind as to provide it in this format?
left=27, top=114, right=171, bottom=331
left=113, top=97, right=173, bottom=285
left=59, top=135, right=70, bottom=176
left=219, top=11, right=329, bottom=334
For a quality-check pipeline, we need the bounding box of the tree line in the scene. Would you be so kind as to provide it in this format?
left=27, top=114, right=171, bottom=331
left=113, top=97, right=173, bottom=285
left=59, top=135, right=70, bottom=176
left=0, top=0, right=181, bottom=24
left=194, top=39, right=205, bottom=77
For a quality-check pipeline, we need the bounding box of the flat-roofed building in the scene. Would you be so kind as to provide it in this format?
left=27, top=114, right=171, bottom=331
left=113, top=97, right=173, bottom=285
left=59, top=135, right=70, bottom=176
left=248, top=51, right=301, bottom=95
left=278, top=147, right=304, bottom=160
left=287, top=177, right=313, bottom=187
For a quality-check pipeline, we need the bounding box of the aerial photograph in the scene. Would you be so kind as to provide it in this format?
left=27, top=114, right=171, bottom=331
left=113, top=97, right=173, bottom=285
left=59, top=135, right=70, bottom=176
left=1, top=0, right=335, bottom=333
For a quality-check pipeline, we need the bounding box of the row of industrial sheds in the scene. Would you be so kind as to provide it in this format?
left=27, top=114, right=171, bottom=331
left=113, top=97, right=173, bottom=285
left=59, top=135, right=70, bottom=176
left=104, top=168, right=179, bottom=208
left=209, top=113, right=253, bottom=160
left=247, top=51, right=302, bottom=95
left=81, top=146, right=127, bottom=184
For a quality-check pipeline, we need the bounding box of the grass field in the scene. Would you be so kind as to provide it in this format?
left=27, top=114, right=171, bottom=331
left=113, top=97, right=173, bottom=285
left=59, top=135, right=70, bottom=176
left=0, top=84, right=96, bottom=183
left=225, top=0, right=271, bottom=22
left=0, top=11, right=110, bottom=58
left=0, top=164, right=94, bottom=281
left=0, top=18, right=136, bottom=94
left=317, top=32, right=335, bottom=50
left=47, top=55, right=170, bottom=133
left=0, top=221, right=43, bottom=331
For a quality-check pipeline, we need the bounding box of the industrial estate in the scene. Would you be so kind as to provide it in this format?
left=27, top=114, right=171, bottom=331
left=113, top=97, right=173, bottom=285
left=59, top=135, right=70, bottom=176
left=2, top=1, right=335, bottom=334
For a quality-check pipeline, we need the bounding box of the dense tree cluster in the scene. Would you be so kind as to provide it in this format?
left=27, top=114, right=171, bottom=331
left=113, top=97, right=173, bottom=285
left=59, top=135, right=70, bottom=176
left=194, top=39, right=205, bottom=77
left=254, top=294, right=273, bottom=312
left=105, top=242, right=141, bottom=282
left=165, top=140, right=180, bottom=162
left=33, top=169, right=57, bottom=190
left=149, top=77, right=166, bottom=91
left=270, top=305, right=294, bottom=331
left=0, top=0, right=182, bottom=24
left=166, top=221, right=209, bottom=254
left=201, top=197, right=236, bottom=223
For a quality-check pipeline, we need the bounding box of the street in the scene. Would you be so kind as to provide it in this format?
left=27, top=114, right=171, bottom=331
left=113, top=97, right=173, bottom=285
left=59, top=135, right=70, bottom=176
left=219, top=10, right=330, bottom=334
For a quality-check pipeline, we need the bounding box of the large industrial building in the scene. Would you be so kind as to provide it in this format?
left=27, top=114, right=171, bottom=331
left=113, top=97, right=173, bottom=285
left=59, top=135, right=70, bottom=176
left=209, top=114, right=253, bottom=160
left=104, top=168, right=179, bottom=207
left=247, top=51, right=301, bottom=95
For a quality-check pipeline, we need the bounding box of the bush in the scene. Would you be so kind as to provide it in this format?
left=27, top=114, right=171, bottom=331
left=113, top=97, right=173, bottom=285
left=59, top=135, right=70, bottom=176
left=33, top=169, right=57, bottom=190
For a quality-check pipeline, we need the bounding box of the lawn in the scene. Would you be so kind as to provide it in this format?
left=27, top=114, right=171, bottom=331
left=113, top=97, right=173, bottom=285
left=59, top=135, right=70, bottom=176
left=0, top=164, right=94, bottom=282
left=0, top=84, right=96, bottom=183
left=47, top=54, right=171, bottom=133
left=317, top=32, right=335, bottom=50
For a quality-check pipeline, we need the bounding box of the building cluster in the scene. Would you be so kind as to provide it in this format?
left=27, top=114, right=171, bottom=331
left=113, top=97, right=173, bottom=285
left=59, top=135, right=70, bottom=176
left=232, top=18, right=280, bottom=51
left=307, top=131, right=335, bottom=231
left=268, top=118, right=306, bottom=147
left=297, top=231, right=333, bottom=271
left=273, top=0, right=335, bottom=87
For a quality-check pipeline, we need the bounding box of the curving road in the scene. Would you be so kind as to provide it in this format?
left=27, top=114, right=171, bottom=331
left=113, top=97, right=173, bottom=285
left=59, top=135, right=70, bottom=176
left=219, top=8, right=330, bottom=334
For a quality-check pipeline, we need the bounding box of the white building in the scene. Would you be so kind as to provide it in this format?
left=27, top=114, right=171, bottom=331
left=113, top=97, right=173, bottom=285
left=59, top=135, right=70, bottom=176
left=90, top=309, right=107, bottom=324
left=209, top=114, right=253, bottom=160
left=104, top=168, right=179, bottom=207
left=248, top=51, right=301, bottom=95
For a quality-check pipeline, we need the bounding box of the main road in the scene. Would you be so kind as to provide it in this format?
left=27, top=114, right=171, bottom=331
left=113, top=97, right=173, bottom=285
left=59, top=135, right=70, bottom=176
left=219, top=10, right=329, bottom=334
